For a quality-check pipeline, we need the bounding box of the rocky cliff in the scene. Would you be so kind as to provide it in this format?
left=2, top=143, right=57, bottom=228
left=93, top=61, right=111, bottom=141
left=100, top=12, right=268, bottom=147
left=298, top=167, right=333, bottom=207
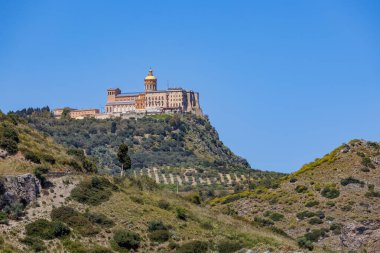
left=0, top=173, right=41, bottom=209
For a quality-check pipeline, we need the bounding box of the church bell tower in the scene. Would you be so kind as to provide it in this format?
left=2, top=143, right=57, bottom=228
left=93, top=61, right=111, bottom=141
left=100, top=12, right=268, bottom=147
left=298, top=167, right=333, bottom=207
left=144, top=69, right=157, bottom=92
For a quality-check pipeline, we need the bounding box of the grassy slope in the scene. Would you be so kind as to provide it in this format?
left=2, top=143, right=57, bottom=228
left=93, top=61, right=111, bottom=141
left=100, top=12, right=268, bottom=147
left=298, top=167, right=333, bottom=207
left=1, top=176, right=299, bottom=253
left=0, top=117, right=77, bottom=176
left=209, top=140, right=380, bottom=252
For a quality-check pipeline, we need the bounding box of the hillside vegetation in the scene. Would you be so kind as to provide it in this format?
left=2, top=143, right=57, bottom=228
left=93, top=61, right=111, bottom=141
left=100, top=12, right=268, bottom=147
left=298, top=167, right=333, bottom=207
left=1, top=175, right=300, bottom=253
left=209, top=140, right=380, bottom=252
left=0, top=112, right=93, bottom=175
left=26, top=113, right=250, bottom=173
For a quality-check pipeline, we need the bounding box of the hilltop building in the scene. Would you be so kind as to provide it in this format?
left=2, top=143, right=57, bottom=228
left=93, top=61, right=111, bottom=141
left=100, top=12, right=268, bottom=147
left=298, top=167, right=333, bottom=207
left=54, top=69, right=202, bottom=119
left=53, top=108, right=99, bottom=119
left=105, top=69, right=202, bottom=116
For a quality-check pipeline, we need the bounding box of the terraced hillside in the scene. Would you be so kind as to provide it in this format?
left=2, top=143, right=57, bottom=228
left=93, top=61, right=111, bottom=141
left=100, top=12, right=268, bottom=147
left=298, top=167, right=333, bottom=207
left=133, top=167, right=283, bottom=193
left=209, top=140, right=380, bottom=252
left=27, top=113, right=250, bottom=173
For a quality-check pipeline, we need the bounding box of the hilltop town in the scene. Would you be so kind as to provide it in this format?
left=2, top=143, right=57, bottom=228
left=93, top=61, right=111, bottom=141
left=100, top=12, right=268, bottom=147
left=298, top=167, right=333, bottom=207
left=53, top=69, right=203, bottom=119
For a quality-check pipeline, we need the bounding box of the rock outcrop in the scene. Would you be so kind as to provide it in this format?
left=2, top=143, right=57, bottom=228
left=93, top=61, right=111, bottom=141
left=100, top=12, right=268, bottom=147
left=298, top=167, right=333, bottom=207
left=340, top=220, right=380, bottom=252
left=0, top=173, right=41, bottom=209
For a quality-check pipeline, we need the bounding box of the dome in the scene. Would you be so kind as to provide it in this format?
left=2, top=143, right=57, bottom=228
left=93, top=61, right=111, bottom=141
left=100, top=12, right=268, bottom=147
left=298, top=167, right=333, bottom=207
left=145, top=76, right=157, bottom=80
left=145, top=69, right=157, bottom=80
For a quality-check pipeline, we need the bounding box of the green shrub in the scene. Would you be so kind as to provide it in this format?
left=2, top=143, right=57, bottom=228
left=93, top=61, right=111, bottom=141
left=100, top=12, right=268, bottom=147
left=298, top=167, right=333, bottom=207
left=365, top=190, right=380, bottom=198
left=308, top=217, right=323, bottom=225
left=297, top=228, right=328, bottom=249
left=148, top=230, right=170, bottom=243
left=113, top=229, right=141, bottom=250
left=0, top=124, right=19, bottom=155
left=0, top=211, right=8, bottom=225
left=176, top=207, right=189, bottom=221
left=362, top=157, right=375, bottom=168
left=158, top=199, right=170, bottom=210
left=3, top=201, right=24, bottom=220
left=51, top=206, right=78, bottom=220
left=341, top=177, right=364, bottom=187
left=24, top=151, right=41, bottom=164
left=53, top=222, right=71, bottom=237
left=217, top=240, right=243, bottom=253
left=184, top=193, right=202, bottom=205
left=51, top=206, right=99, bottom=237
left=0, top=125, right=19, bottom=143
left=254, top=216, right=274, bottom=226
left=263, top=211, right=284, bottom=221
left=321, top=186, right=340, bottom=199
left=296, top=211, right=316, bottom=220
left=25, top=219, right=70, bottom=239
left=168, top=241, right=179, bottom=249
left=330, top=223, right=342, bottom=235
left=295, top=185, right=308, bottom=193
left=305, top=200, right=319, bottom=207
left=82, top=158, right=97, bottom=173
left=177, top=240, right=208, bottom=253
left=70, top=177, right=116, bottom=206
left=148, top=220, right=168, bottom=232
left=357, top=152, right=365, bottom=157
left=297, top=236, right=313, bottom=250
left=0, top=137, right=18, bottom=155
left=20, top=236, right=46, bottom=252
left=85, top=212, right=114, bottom=228
left=304, top=228, right=327, bottom=241
left=367, top=141, right=380, bottom=149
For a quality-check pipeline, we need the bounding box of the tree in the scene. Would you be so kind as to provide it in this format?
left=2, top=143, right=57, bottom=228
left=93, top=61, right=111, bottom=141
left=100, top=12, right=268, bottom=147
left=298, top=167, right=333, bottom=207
left=111, top=121, right=117, bottom=134
left=61, top=107, right=71, bottom=119
left=117, top=144, right=131, bottom=176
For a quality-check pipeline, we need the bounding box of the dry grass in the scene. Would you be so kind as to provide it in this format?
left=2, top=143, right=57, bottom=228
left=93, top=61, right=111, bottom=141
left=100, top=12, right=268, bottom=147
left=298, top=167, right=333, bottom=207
left=0, top=123, right=76, bottom=176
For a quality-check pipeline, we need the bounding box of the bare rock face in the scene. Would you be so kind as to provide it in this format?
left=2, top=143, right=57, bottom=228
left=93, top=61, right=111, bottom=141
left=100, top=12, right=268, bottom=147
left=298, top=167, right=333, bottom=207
left=0, top=148, right=7, bottom=159
left=0, top=174, right=41, bottom=209
left=340, top=220, right=380, bottom=253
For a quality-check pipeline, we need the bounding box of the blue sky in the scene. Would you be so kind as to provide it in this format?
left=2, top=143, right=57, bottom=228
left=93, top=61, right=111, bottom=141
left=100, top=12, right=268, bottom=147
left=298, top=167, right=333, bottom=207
left=1, top=1, right=380, bottom=173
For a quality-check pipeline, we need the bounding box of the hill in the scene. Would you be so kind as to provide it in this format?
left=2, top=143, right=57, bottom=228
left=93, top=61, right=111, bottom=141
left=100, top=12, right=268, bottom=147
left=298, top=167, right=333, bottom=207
left=209, top=140, right=380, bottom=252
left=0, top=110, right=298, bottom=252
left=25, top=113, right=250, bottom=173
left=0, top=175, right=300, bottom=253
left=21, top=110, right=286, bottom=193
